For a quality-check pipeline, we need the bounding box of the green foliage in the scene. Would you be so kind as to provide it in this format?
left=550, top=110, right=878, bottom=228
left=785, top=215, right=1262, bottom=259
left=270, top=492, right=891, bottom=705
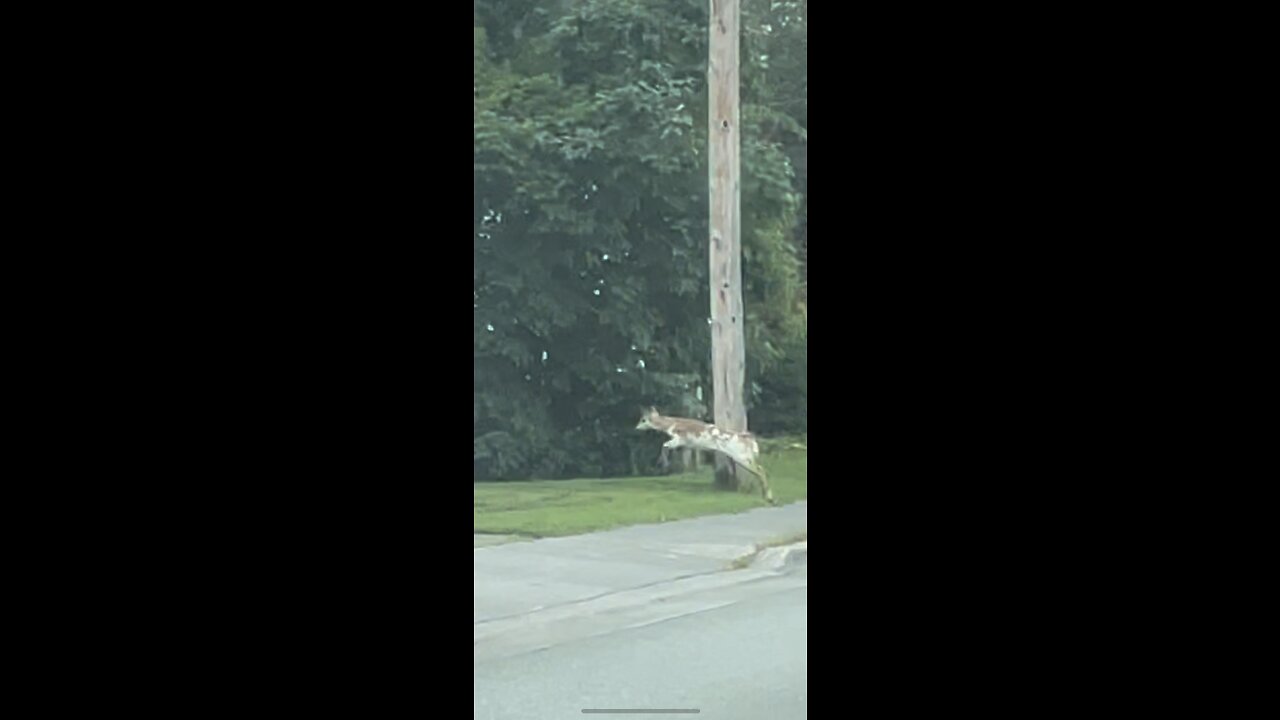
left=475, top=0, right=806, bottom=480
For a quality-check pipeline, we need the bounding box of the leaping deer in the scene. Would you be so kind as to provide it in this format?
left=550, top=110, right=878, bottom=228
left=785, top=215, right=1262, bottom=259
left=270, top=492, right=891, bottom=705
left=636, top=407, right=775, bottom=504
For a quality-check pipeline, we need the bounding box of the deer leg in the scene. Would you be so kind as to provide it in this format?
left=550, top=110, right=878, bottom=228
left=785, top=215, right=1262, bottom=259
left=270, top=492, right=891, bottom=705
left=656, top=435, right=680, bottom=471
left=754, top=464, right=775, bottom=505
left=730, top=454, right=774, bottom=505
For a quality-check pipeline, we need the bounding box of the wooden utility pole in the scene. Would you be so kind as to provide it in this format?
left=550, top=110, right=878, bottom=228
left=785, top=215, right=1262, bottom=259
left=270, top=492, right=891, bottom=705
left=707, top=0, right=746, bottom=490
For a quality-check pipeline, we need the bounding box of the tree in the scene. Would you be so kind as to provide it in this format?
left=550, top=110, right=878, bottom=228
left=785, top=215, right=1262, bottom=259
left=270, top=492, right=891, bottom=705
left=474, top=0, right=806, bottom=480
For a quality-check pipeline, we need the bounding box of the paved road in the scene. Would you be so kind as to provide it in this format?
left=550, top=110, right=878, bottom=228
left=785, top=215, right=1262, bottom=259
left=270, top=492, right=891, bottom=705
left=475, top=502, right=807, bottom=625
left=474, top=503, right=808, bottom=719
left=474, top=564, right=806, bottom=720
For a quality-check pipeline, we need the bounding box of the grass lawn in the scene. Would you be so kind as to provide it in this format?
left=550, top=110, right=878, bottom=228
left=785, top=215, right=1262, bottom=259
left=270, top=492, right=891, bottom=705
left=473, top=444, right=806, bottom=538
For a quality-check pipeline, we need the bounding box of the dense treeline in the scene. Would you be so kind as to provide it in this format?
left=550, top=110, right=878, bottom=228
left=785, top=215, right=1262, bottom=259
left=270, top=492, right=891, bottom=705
left=475, top=0, right=806, bottom=480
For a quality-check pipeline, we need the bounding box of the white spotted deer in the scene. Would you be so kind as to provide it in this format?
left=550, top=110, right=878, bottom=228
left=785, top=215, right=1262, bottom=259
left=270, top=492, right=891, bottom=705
left=636, top=407, right=775, bottom=504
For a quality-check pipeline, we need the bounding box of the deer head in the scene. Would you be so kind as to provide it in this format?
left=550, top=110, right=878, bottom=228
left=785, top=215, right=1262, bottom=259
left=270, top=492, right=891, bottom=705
left=635, top=406, right=660, bottom=430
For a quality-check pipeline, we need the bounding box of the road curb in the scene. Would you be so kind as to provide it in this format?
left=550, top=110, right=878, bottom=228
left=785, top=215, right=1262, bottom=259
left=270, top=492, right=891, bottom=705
left=474, top=534, right=534, bottom=549
left=751, top=540, right=807, bottom=570
left=737, top=538, right=803, bottom=571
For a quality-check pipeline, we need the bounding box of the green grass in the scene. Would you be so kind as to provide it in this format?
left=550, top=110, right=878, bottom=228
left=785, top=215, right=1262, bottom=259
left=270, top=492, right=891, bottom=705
left=473, top=446, right=807, bottom=538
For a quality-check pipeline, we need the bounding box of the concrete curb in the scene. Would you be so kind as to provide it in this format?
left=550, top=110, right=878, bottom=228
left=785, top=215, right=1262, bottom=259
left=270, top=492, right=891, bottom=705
left=473, top=534, right=532, bottom=549
left=750, top=541, right=807, bottom=571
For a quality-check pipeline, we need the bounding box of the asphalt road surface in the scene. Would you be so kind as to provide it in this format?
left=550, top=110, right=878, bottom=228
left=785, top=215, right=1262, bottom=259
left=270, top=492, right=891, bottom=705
left=474, top=565, right=806, bottom=720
